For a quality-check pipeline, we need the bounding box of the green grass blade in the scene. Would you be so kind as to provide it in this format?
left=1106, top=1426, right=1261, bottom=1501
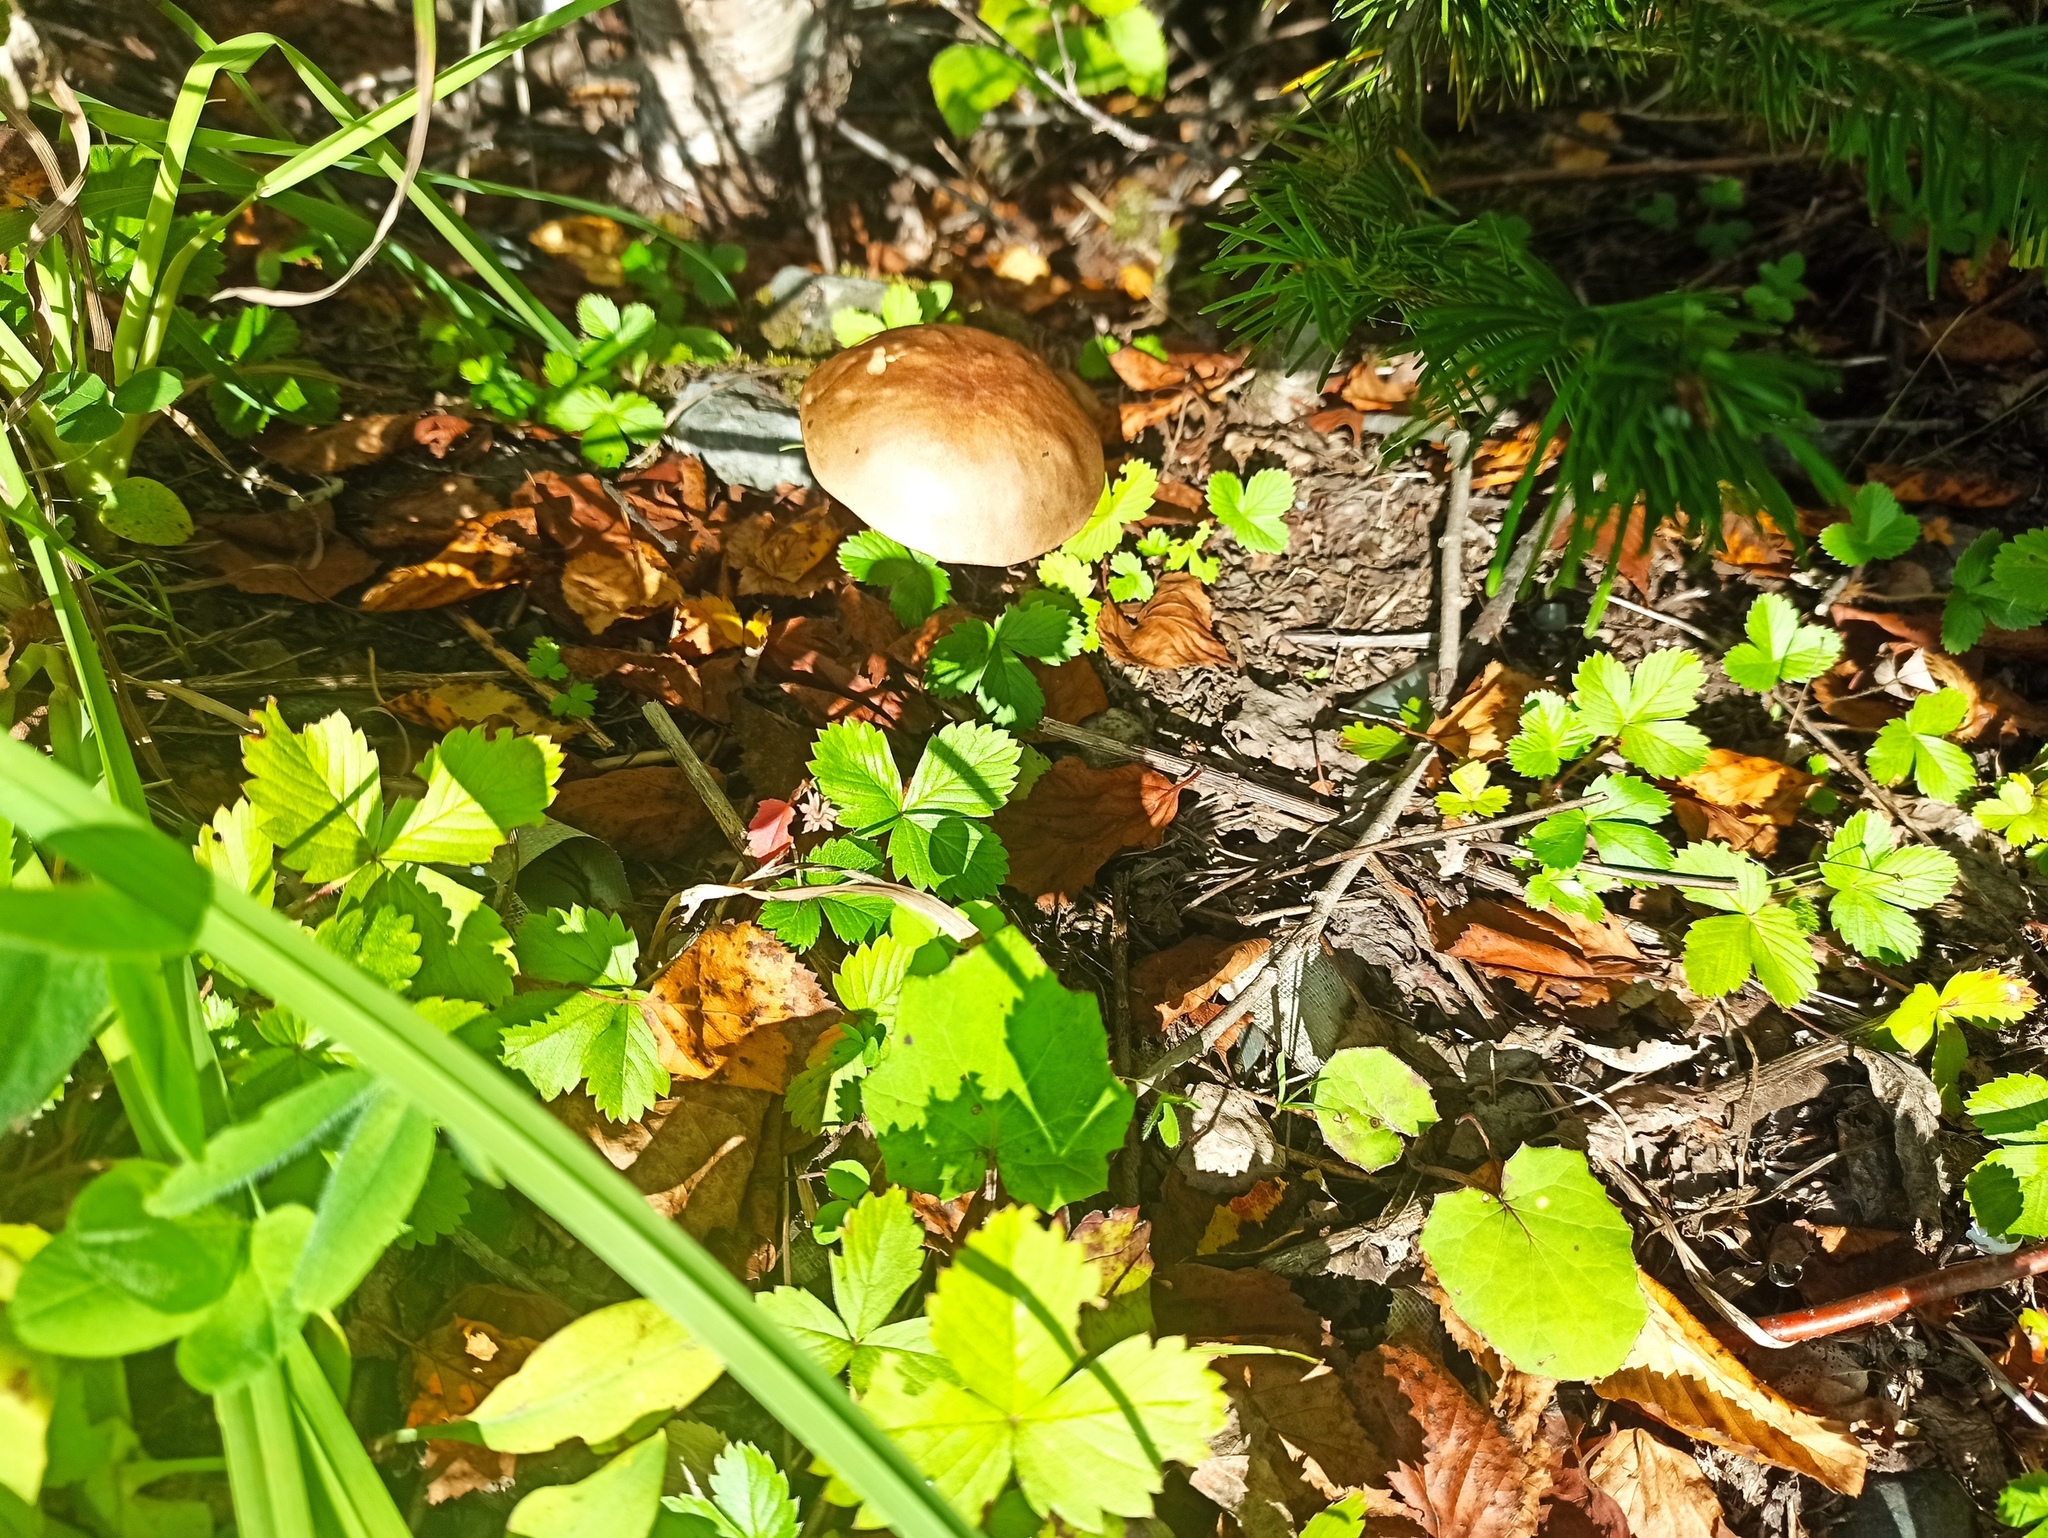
left=283, top=1340, right=411, bottom=1538
left=0, top=736, right=977, bottom=1538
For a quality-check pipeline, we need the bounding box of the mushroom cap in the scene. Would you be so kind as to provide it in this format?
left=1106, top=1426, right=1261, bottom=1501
left=799, top=323, right=1104, bottom=566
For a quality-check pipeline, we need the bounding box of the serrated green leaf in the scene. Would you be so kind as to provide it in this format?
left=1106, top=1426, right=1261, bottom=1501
left=1674, top=842, right=1816, bottom=1004
left=1867, top=688, right=1976, bottom=802
left=863, top=927, right=1133, bottom=1207
left=380, top=727, right=562, bottom=868
left=516, top=905, right=639, bottom=988
left=810, top=721, right=904, bottom=832
left=840, top=531, right=952, bottom=627
left=663, top=1442, right=799, bottom=1538
left=831, top=308, right=887, bottom=348
left=1978, top=772, right=2048, bottom=847
left=1505, top=690, right=1595, bottom=778
left=1061, top=460, right=1157, bottom=563
left=1993, top=528, right=2048, bottom=606
left=1206, top=468, right=1294, bottom=554
left=1820, top=483, right=1920, bottom=566
left=1311, top=1047, right=1437, bottom=1171
left=1884, top=969, right=2037, bottom=1053
left=1573, top=649, right=1709, bottom=779
left=880, top=284, right=923, bottom=330
left=194, top=797, right=275, bottom=904
left=1435, top=760, right=1509, bottom=819
left=1339, top=722, right=1409, bottom=762
left=500, top=987, right=667, bottom=1123
left=833, top=1187, right=927, bottom=1342
left=901, top=723, right=1021, bottom=819
left=1723, top=593, right=1843, bottom=693
left=1818, top=811, right=1957, bottom=962
left=1945, top=532, right=2048, bottom=654
left=242, top=704, right=381, bottom=882
left=1419, top=1146, right=1645, bottom=1379
left=1107, top=550, right=1154, bottom=602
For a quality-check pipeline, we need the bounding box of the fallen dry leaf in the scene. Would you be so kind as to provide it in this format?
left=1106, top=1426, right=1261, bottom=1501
left=1711, top=510, right=1794, bottom=579
left=0, top=128, right=50, bottom=207
left=549, top=766, right=721, bottom=860
left=725, top=506, right=845, bottom=597
left=519, top=469, right=634, bottom=559
left=673, top=594, right=759, bottom=656
left=1923, top=648, right=2048, bottom=744
left=621, top=452, right=711, bottom=530
left=1117, top=262, right=1154, bottom=301
left=562, top=648, right=739, bottom=723
left=1031, top=656, right=1109, bottom=723
left=359, top=509, right=537, bottom=611
left=1428, top=662, right=1547, bottom=761
left=1430, top=899, right=1644, bottom=1009
left=1305, top=405, right=1369, bottom=441
left=1672, top=749, right=1817, bottom=857
left=1583, top=1430, right=1724, bottom=1538
left=1109, top=347, right=1189, bottom=393
left=1376, top=1344, right=1547, bottom=1538
left=1471, top=422, right=1564, bottom=492
left=1913, top=311, right=2041, bottom=364
left=1593, top=1271, right=1867, bottom=1496
left=1771, top=1221, right=1916, bottom=1307
left=1129, top=933, right=1270, bottom=1049
left=1336, top=351, right=1423, bottom=408
left=1119, top=391, right=1199, bottom=439
left=746, top=799, right=795, bottom=862
left=406, top=1287, right=570, bottom=1504
left=560, top=543, right=683, bottom=634
left=644, top=921, right=836, bottom=1090
left=258, top=413, right=416, bottom=473
left=559, top=1083, right=775, bottom=1244
left=192, top=504, right=377, bottom=602
left=1583, top=504, right=1673, bottom=595
left=529, top=213, right=630, bottom=285
left=1539, top=1466, right=1632, bottom=1538
left=1866, top=461, right=2030, bottom=508
left=1098, top=572, right=1233, bottom=669
left=386, top=681, right=579, bottom=742
left=356, top=475, right=501, bottom=553
left=1998, top=1309, right=2048, bottom=1397
left=991, top=757, right=1179, bottom=903
left=1152, top=1263, right=1325, bottom=1354
left=761, top=614, right=933, bottom=731
left=413, top=414, right=474, bottom=459
left=1213, top=1356, right=1392, bottom=1500
left=994, top=245, right=1052, bottom=284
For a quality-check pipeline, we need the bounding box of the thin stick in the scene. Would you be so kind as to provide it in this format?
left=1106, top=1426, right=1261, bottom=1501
left=793, top=97, right=836, bottom=274
left=450, top=611, right=616, bottom=749
left=640, top=700, right=749, bottom=857
left=1433, top=151, right=1807, bottom=194
left=1604, top=593, right=1721, bottom=645
left=1471, top=489, right=1568, bottom=648
left=1283, top=629, right=1434, bottom=650
left=829, top=116, right=998, bottom=223
left=1035, top=717, right=1341, bottom=831
left=1433, top=429, right=1474, bottom=711
left=1750, top=1243, right=2048, bottom=1344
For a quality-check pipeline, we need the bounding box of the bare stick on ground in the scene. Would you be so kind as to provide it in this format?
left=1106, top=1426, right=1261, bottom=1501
left=1752, top=1243, right=2048, bottom=1344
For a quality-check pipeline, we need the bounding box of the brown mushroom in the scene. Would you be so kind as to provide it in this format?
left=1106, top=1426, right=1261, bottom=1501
left=798, top=323, right=1104, bottom=566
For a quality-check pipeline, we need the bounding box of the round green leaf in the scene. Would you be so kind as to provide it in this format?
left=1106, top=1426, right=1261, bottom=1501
left=99, top=476, right=193, bottom=546
left=1311, top=1048, right=1437, bottom=1171
left=1419, top=1146, right=1645, bottom=1380
left=111, top=367, right=185, bottom=414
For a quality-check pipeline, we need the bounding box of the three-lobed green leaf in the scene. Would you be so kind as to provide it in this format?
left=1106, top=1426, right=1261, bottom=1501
left=1867, top=688, right=1975, bottom=803
left=1722, top=593, right=1842, bottom=693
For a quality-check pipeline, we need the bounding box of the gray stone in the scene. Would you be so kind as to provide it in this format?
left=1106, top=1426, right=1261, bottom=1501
left=757, top=267, right=891, bottom=355
left=1839, top=1471, right=1975, bottom=1537
left=664, top=373, right=811, bottom=491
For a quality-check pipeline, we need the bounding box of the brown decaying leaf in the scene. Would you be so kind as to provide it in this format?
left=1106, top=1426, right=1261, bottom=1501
left=560, top=543, right=684, bottom=634
left=1428, top=662, right=1547, bottom=761
left=0, top=129, right=51, bottom=207
left=1429, top=899, right=1644, bottom=1009
left=673, top=594, right=757, bottom=656
left=386, top=681, right=580, bottom=742
left=760, top=614, right=935, bottom=731
left=1336, top=352, right=1423, bottom=409
left=1119, top=391, right=1199, bottom=440
left=1152, top=1263, right=1325, bottom=1354
left=360, top=508, right=537, bottom=612
left=1030, top=656, right=1109, bottom=723
left=1376, top=1344, right=1547, bottom=1538
left=549, top=766, right=720, bottom=860
left=1128, top=933, right=1271, bottom=1049
left=724, top=503, right=847, bottom=598
left=1912, top=312, right=2041, bottom=364
left=1109, top=347, right=1189, bottom=392
left=620, top=453, right=711, bottom=530
left=1470, top=421, right=1564, bottom=491
left=644, top=921, right=837, bottom=1090
left=1583, top=1429, right=1727, bottom=1538
left=1214, top=1356, right=1393, bottom=1498
left=1671, top=748, right=1817, bottom=857
left=405, top=1287, right=571, bottom=1504
left=1098, top=573, right=1233, bottom=669
left=562, top=648, right=740, bottom=723
left=258, top=413, right=417, bottom=473
left=1592, top=1271, right=1867, bottom=1496
left=356, top=476, right=502, bottom=553
left=1999, top=1309, right=2048, bottom=1397
left=555, top=1084, right=775, bottom=1247
left=1581, top=504, right=1668, bottom=595
left=1539, top=1466, right=1632, bottom=1538
left=412, top=414, right=474, bottom=459
left=529, top=213, right=630, bottom=285
left=991, top=757, right=1180, bottom=903
left=519, top=469, right=634, bottom=558
left=192, top=504, right=378, bottom=602
left=1712, top=510, right=1793, bottom=578
left=1867, top=461, right=2030, bottom=509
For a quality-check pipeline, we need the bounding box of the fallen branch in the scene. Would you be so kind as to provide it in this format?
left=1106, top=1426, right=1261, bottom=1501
left=641, top=699, right=749, bottom=857
left=668, top=875, right=982, bottom=945
left=1751, top=1243, right=2048, bottom=1344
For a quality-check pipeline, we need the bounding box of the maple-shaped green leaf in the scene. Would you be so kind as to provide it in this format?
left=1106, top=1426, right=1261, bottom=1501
left=1673, top=842, right=1817, bottom=1006
left=839, top=531, right=952, bottom=628
left=662, top=1442, right=799, bottom=1538
left=1206, top=467, right=1295, bottom=554
left=758, top=1188, right=934, bottom=1392
left=1419, top=1146, right=1645, bottom=1380
left=1867, top=687, right=1976, bottom=802
left=1722, top=593, right=1843, bottom=694
left=1435, top=760, right=1509, bottom=820
left=1966, top=1074, right=2048, bottom=1238
left=380, top=727, right=563, bottom=867
left=862, top=926, right=1134, bottom=1207
left=242, top=704, right=383, bottom=881
left=1311, top=1047, right=1437, bottom=1171
left=1820, top=482, right=1920, bottom=566
left=857, top=1207, right=1225, bottom=1532
left=1572, top=649, right=1709, bottom=779
left=1505, top=690, right=1596, bottom=778
left=1339, top=722, right=1409, bottom=762
left=1061, top=460, right=1157, bottom=563
left=1945, top=532, right=2048, bottom=653
left=1818, top=810, right=1958, bottom=963
left=1523, top=773, right=1673, bottom=873
left=1977, top=772, right=2048, bottom=848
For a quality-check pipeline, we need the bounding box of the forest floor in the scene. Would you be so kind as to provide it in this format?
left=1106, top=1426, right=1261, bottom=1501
left=24, top=1, right=2048, bottom=1535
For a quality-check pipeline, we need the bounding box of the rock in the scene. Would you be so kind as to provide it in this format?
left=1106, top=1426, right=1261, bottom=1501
left=665, top=373, right=811, bottom=491
left=1838, top=1471, right=1975, bottom=1537
left=1175, top=1082, right=1284, bottom=1195
left=757, top=267, right=891, bottom=355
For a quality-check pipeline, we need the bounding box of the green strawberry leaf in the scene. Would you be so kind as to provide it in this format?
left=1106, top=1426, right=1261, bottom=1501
left=1818, top=810, right=1958, bottom=963
left=1311, top=1047, right=1437, bottom=1171
left=1339, top=722, right=1410, bottom=762
left=1060, top=460, right=1157, bottom=563
left=1673, top=842, right=1817, bottom=1005
left=1977, top=772, right=2048, bottom=847
left=1820, top=482, right=1920, bottom=566
left=1206, top=467, right=1295, bottom=554
left=1572, top=649, right=1709, bottom=779
left=1946, top=531, right=2048, bottom=653
left=1419, top=1146, right=1646, bottom=1380
left=862, top=927, right=1133, bottom=1207
left=928, top=43, right=1030, bottom=137
left=500, top=986, right=666, bottom=1123
left=515, top=906, right=639, bottom=988
left=1505, top=690, right=1595, bottom=778
left=901, top=722, right=1022, bottom=820
left=662, top=1442, right=799, bottom=1538
left=242, top=705, right=383, bottom=882
left=1107, top=550, right=1154, bottom=602
left=1882, top=969, right=2036, bottom=1053
left=379, top=727, right=562, bottom=868
left=809, top=722, right=904, bottom=833
left=1435, top=760, right=1509, bottom=820
left=1867, top=687, right=1976, bottom=802
left=1722, top=593, right=1842, bottom=693
left=839, top=531, right=952, bottom=627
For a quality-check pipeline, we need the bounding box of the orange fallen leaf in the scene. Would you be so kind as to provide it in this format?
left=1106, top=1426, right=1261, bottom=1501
left=406, top=1289, right=569, bottom=1504
left=673, top=593, right=756, bottom=656
left=724, top=507, right=845, bottom=597
left=1336, top=351, right=1422, bottom=408
left=0, top=129, right=50, bottom=207
left=529, top=214, right=630, bottom=286
left=518, top=468, right=634, bottom=558
left=1671, top=749, right=1817, bottom=857
left=1108, top=347, right=1188, bottom=392
left=1030, top=656, right=1109, bottom=724
left=192, top=504, right=377, bottom=602
left=1584, top=1429, right=1724, bottom=1538
left=1305, top=405, right=1367, bottom=440
left=1593, top=1271, right=1867, bottom=1496
left=413, top=414, right=474, bottom=459
left=993, top=245, right=1051, bottom=284
left=992, top=758, right=1180, bottom=904
left=1128, top=934, right=1270, bottom=1051
left=561, top=647, right=740, bottom=723
left=621, top=452, right=711, bottom=528
left=1098, top=572, right=1233, bottom=669
left=1430, top=899, right=1643, bottom=1009
left=560, top=543, right=683, bottom=635
left=1428, top=662, right=1547, bottom=761
left=644, top=921, right=836, bottom=1090
left=357, top=475, right=501, bottom=553
left=1867, top=461, right=2030, bottom=509
left=1375, top=1344, right=1548, bottom=1538
left=386, top=681, right=579, bottom=742
left=1711, top=509, right=1793, bottom=578
left=258, top=413, right=416, bottom=473
left=550, top=766, right=722, bottom=860
left=1471, top=421, right=1564, bottom=491
left=1116, top=262, right=1154, bottom=301
left=1119, top=390, right=1198, bottom=439
left=1912, top=312, right=2041, bottom=364
left=359, top=510, right=536, bottom=611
